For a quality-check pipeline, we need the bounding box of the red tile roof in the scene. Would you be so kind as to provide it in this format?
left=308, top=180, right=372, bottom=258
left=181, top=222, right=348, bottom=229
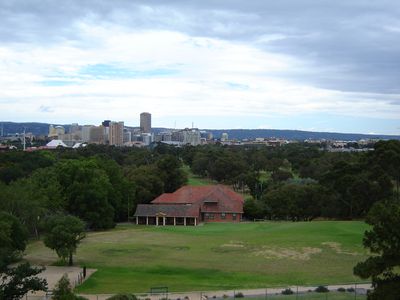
left=152, top=185, right=244, bottom=213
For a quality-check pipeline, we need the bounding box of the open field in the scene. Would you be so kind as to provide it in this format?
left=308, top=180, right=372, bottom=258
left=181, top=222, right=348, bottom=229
left=25, top=222, right=370, bottom=294
left=184, top=165, right=216, bottom=186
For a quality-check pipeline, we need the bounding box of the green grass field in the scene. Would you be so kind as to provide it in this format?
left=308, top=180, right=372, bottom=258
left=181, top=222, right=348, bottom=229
left=25, top=222, right=370, bottom=294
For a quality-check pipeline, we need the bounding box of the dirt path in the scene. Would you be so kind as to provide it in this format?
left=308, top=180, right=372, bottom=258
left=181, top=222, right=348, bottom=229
left=27, top=266, right=96, bottom=297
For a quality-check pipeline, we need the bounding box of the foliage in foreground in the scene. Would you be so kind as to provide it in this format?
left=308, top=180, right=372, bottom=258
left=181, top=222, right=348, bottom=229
left=52, top=274, right=88, bottom=300
left=0, top=211, right=47, bottom=299
left=354, top=200, right=400, bottom=299
left=0, top=263, right=47, bottom=300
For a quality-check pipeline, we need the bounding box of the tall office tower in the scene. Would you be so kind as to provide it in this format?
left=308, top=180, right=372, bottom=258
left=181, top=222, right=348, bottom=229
left=140, top=112, right=151, bottom=133
left=69, top=123, right=79, bottom=134
left=48, top=125, right=57, bottom=137
left=109, top=121, right=124, bottom=146
left=102, top=120, right=111, bottom=127
left=89, top=125, right=106, bottom=144
left=102, top=120, right=111, bottom=143
left=81, top=125, right=93, bottom=142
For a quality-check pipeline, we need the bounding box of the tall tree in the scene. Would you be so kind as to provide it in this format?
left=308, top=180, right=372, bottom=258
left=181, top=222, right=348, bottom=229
left=56, top=160, right=115, bottom=229
left=44, top=215, right=86, bottom=266
left=354, top=200, right=400, bottom=299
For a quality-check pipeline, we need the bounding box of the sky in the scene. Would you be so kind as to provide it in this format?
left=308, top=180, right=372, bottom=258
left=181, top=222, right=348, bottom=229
left=0, top=0, right=399, bottom=134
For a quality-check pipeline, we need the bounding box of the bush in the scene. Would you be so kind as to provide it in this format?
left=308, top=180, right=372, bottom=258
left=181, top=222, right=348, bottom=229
left=315, top=286, right=329, bottom=293
left=235, top=292, right=244, bottom=298
left=106, top=294, right=138, bottom=300
left=52, top=274, right=88, bottom=300
left=337, top=287, right=346, bottom=292
left=281, top=288, right=294, bottom=295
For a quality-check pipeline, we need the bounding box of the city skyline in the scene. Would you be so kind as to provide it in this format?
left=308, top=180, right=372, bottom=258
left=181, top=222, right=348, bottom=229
left=0, top=1, right=399, bottom=135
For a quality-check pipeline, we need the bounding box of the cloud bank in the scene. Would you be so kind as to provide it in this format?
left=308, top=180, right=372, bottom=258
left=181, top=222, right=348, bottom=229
left=0, top=1, right=399, bottom=134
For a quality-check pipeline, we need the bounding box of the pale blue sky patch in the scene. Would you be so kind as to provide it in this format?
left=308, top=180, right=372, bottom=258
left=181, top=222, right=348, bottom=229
left=40, top=80, right=80, bottom=87
left=78, top=64, right=180, bottom=79
left=225, top=82, right=249, bottom=90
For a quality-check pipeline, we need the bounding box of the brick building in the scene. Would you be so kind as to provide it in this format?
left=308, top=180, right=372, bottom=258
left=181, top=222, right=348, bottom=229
left=134, top=185, right=244, bottom=226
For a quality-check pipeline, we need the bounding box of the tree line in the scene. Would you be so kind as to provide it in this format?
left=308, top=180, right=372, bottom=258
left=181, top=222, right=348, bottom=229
left=1, top=140, right=399, bottom=298
left=181, top=140, right=399, bottom=221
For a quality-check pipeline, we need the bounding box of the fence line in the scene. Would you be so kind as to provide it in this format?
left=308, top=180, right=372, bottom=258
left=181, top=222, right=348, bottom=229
left=25, top=282, right=372, bottom=300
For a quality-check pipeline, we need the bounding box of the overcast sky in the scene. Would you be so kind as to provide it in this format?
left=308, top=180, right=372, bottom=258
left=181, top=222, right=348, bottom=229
left=1, top=0, right=399, bottom=134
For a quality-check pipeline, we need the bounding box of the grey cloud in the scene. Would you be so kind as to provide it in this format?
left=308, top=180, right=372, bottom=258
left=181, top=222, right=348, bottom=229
left=39, top=105, right=54, bottom=113
left=1, top=0, right=400, bottom=95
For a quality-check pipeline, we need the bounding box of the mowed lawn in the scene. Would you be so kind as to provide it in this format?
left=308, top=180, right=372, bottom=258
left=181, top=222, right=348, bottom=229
left=25, top=222, right=370, bottom=294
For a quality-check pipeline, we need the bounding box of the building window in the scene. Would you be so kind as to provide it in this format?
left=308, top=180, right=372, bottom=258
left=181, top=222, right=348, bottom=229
left=205, top=213, right=214, bottom=219
left=221, top=213, right=226, bottom=219
left=232, top=213, right=237, bottom=220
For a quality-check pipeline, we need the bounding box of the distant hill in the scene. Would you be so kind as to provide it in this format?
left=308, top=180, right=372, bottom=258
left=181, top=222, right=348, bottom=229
left=0, top=122, right=68, bottom=136
left=201, top=129, right=400, bottom=141
left=1, top=122, right=399, bottom=141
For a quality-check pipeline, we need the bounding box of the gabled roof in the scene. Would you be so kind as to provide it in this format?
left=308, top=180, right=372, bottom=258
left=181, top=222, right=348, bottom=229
left=151, top=185, right=244, bottom=213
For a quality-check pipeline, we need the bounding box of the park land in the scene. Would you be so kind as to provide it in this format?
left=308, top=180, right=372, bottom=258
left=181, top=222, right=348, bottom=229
left=25, top=221, right=369, bottom=294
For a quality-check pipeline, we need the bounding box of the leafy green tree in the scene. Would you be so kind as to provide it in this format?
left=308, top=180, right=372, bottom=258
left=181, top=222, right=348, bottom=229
left=56, top=160, right=115, bottom=229
left=191, top=152, right=210, bottom=177
left=0, top=151, right=55, bottom=184
left=263, top=184, right=324, bottom=221
left=92, top=157, right=134, bottom=221
left=125, top=164, right=164, bottom=204
left=0, top=212, right=28, bottom=269
left=354, top=200, right=400, bottom=299
left=271, top=169, right=293, bottom=183
left=369, top=140, right=400, bottom=200
left=44, top=215, right=86, bottom=266
left=156, top=154, right=187, bottom=192
left=0, top=263, right=47, bottom=300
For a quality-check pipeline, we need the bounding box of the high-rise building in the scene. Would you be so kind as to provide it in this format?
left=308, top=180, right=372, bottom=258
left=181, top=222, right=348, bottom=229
left=140, top=112, right=151, bottom=133
left=90, top=125, right=106, bottom=144
left=81, top=125, right=94, bottom=142
left=69, top=123, right=80, bottom=134
left=48, top=125, right=57, bottom=137
left=109, top=121, right=124, bottom=146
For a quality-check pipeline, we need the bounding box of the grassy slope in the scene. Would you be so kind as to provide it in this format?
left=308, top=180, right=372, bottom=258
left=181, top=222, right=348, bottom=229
left=25, top=222, right=369, bottom=294
left=183, top=165, right=216, bottom=186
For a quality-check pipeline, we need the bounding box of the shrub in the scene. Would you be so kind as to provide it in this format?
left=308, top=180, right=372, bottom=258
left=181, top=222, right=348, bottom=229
left=281, top=288, right=294, bottom=295
left=235, top=292, right=244, bottom=298
left=52, top=274, right=88, bottom=300
left=315, top=286, right=329, bottom=293
left=106, top=294, right=138, bottom=300
left=337, top=287, right=346, bottom=292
